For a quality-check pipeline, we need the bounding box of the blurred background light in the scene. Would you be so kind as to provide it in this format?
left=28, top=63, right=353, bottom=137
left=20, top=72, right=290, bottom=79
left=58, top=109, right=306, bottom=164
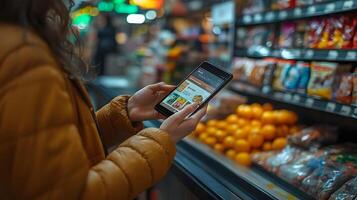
left=145, top=10, right=157, bottom=20
left=126, top=14, right=145, bottom=24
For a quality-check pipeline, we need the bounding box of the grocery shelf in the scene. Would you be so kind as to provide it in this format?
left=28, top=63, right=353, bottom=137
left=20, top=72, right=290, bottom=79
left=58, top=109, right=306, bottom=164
left=234, top=47, right=357, bottom=62
left=236, top=0, right=357, bottom=26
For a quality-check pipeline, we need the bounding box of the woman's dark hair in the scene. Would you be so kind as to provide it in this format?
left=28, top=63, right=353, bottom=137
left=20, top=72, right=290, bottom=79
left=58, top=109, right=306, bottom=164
left=0, top=0, right=88, bottom=79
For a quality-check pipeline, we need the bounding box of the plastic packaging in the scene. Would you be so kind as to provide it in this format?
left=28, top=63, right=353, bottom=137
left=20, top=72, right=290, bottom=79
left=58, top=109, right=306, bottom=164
left=288, top=126, right=338, bottom=149
left=329, top=176, right=357, bottom=200
left=307, top=62, right=338, bottom=99
left=335, top=73, right=353, bottom=104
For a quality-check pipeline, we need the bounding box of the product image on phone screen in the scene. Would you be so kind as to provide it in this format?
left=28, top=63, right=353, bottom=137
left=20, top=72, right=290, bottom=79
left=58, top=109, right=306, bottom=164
left=159, top=67, right=225, bottom=113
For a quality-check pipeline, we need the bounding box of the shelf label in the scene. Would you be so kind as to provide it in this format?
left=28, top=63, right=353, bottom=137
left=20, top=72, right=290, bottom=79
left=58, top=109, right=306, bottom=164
left=279, top=11, right=288, bottom=19
left=326, top=102, right=336, bottom=112
left=243, top=15, right=252, bottom=24
left=294, top=50, right=302, bottom=57
left=265, top=12, right=275, bottom=21
left=307, top=6, right=316, bottom=14
left=293, top=8, right=302, bottom=16
left=293, top=95, right=301, bottom=103
left=328, top=50, right=338, bottom=59
left=274, top=92, right=284, bottom=99
left=325, top=3, right=336, bottom=12
left=262, top=86, right=270, bottom=94
left=343, top=0, right=354, bottom=9
left=340, top=106, right=352, bottom=116
left=283, top=93, right=292, bottom=101
left=305, top=98, right=315, bottom=107
left=305, top=50, right=314, bottom=58
left=254, top=13, right=263, bottom=22
left=346, top=51, right=357, bottom=60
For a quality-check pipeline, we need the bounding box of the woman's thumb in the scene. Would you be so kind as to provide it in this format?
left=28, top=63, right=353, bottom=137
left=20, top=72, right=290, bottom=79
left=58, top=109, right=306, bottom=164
left=170, top=103, right=198, bottom=122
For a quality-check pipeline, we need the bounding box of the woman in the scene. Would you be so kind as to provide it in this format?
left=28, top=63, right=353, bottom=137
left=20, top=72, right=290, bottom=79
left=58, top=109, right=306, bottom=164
left=0, top=0, right=207, bottom=199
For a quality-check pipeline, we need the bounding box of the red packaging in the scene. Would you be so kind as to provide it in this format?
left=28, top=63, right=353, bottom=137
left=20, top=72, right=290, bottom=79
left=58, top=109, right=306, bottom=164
left=307, top=19, right=326, bottom=48
left=341, top=16, right=357, bottom=49
left=335, top=73, right=353, bottom=104
left=318, top=17, right=335, bottom=49
left=352, top=70, right=357, bottom=105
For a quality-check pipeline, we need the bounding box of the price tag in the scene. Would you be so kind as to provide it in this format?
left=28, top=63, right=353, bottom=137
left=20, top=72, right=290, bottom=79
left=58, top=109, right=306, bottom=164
left=262, top=86, right=270, bottom=94
left=293, top=95, right=301, bottom=103
left=343, top=0, right=354, bottom=9
left=346, top=51, right=357, bottom=60
left=265, top=12, right=275, bottom=21
left=326, top=102, right=336, bottom=112
left=328, top=50, right=338, bottom=59
left=325, top=3, right=336, bottom=12
left=283, top=93, right=292, bottom=101
left=294, top=50, right=302, bottom=57
left=293, top=8, right=302, bottom=16
left=254, top=13, right=263, bottom=22
left=305, top=50, right=314, bottom=58
left=279, top=11, right=288, bottom=19
left=243, top=15, right=252, bottom=24
left=340, top=106, right=352, bottom=116
left=307, top=6, right=316, bottom=14
left=305, top=98, right=314, bottom=107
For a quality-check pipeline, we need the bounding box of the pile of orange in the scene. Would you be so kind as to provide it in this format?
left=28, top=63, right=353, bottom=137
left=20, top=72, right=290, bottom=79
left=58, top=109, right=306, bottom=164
left=192, top=103, right=300, bottom=167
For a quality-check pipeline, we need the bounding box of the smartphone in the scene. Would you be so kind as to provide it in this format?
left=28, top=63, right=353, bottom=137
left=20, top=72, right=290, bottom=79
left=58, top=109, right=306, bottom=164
left=155, top=61, right=233, bottom=117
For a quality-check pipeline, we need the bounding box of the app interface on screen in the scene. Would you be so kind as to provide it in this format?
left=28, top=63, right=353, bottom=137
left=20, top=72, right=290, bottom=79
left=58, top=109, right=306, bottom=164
left=160, top=67, right=225, bottom=113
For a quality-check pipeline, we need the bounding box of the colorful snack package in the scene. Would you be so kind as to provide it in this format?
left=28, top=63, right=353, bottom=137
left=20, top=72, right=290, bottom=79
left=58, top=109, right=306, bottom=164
left=271, top=0, right=296, bottom=10
left=279, top=22, right=296, bottom=48
left=296, top=62, right=311, bottom=93
left=252, top=151, right=277, bottom=169
left=334, top=73, right=353, bottom=104
left=306, top=19, right=326, bottom=48
left=273, top=60, right=295, bottom=91
left=318, top=17, right=336, bottom=49
left=341, top=16, right=357, bottom=49
left=294, top=20, right=308, bottom=48
left=329, top=176, right=357, bottom=200
left=307, top=62, right=338, bottom=99
left=354, top=28, right=357, bottom=48
left=232, top=58, right=255, bottom=82
left=262, top=58, right=278, bottom=88
left=265, top=146, right=302, bottom=173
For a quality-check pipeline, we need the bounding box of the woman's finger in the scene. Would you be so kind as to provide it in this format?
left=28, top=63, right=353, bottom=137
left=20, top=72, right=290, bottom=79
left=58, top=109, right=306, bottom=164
left=190, top=104, right=208, bottom=122
left=168, top=103, right=198, bottom=122
left=148, top=82, right=175, bottom=92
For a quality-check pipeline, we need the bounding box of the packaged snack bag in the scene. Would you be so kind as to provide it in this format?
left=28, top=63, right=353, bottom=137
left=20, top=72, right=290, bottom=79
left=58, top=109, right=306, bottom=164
left=288, top=125, right=338, bottom=149
left=329, top=176, right=357, bottom=200
left=354, top=29, right=357, bottom=48
left=341, top=16, right=357, bottom=49
left=279, top=22, right=296, bottom=48
left=352, top=70, right=357, bottom=105
left=249, top=60, right=268, bottom=86
left=294, top=20, right=308, bottom=48
left=273, top=60, right=295, bottom=91
left=334, top=73, right=353, bottom=104
left=296, top=62, right=311, bottom=93
left=307, top=19, right=326, bottom=48
left=246, top=26, right=275, bottom=48
left=308, top=62, right=338, bottom=99
left=252, top=151, right=277, bottom=169
left=265, top=146, right=302, bottom=173
left=318, top=17, right=336, bottom=49
left=271, top=0, right=296, bottom=10
left=232, top=58, right=255, bottom=82
left=262, top=58, right=278, bottom=88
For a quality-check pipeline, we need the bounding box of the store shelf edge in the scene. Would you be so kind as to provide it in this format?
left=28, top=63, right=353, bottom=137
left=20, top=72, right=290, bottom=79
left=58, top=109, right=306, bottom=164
left=236, top=0, right=357, bottom=26
left=234, top=48, right=357, bottom=62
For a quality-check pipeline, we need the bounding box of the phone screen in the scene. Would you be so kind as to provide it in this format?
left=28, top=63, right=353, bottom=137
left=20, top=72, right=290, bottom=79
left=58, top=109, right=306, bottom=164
left=159, top=67, right=225, bottom=113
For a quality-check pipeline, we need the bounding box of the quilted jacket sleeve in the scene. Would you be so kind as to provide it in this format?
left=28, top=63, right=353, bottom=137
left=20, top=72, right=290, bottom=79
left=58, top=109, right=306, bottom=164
left=0, top=64, right=176, bottom=199
left=96, top=96, right=144, bottom=148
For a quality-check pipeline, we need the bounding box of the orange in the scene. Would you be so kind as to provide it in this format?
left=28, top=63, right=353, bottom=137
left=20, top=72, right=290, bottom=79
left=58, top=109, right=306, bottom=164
left=207, top=120, right=218, bottom=127
left=204, top=136, right=217, bottom=147
left=272, top=137, right=287, bottom=150
left=223, top=136, right=235, bottom=148
left=215, top=130, right=227, bottom=142
left=226, top=149, right=236, bottom=159
left=226, top=124, right=239, bottom=134
left=198, top=133, right=208, bottom=141
left=275, top=110, right=290, bottom=125
left=261, top=111, right=275, bottom=124
left=206, top=127, right=217, bottom=136
left=216, top=121, right=228, bottom=130
left=237, top=118, right=248, bottom=127
left=226, top=114, right=239, bottom=124
left=276, top=125, right=289, bottom=137
left=234, top=139, right=251, bottom=153
left=248, top=133, right=264, bottom=149
left=195, top=122, right=206, bottom=133
left=262, top=142, right=272, bottom=151
left=237, top=105, right=253, bottom=119
left=235, top=152, right=252, bottom=166
left=262, top=103, right=274, bottom=111
left=251, top=120, right=262, bottom=128
left=252, top=106, right=264, bottom=119
left=233, top=128, right=249, bottom=139
left=251, top=103, right=262, bottom=108
left=261, top=124, right=276, bottom=140
left=250, top=127, right=261, bottom=135
left=213, top=143, right=225, bottom=153
left=286, top=111, right=298, bottom=125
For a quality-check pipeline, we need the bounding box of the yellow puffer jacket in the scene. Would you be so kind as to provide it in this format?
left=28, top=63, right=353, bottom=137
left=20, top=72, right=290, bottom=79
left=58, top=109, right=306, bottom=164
left=0, top=23, right=176, bottom=199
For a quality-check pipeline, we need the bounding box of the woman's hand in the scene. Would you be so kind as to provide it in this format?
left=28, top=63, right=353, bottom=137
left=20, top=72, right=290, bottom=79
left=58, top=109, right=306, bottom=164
left=160, top=103, right=208, bottom=143
left=127, top=82, right=175, bottom=122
